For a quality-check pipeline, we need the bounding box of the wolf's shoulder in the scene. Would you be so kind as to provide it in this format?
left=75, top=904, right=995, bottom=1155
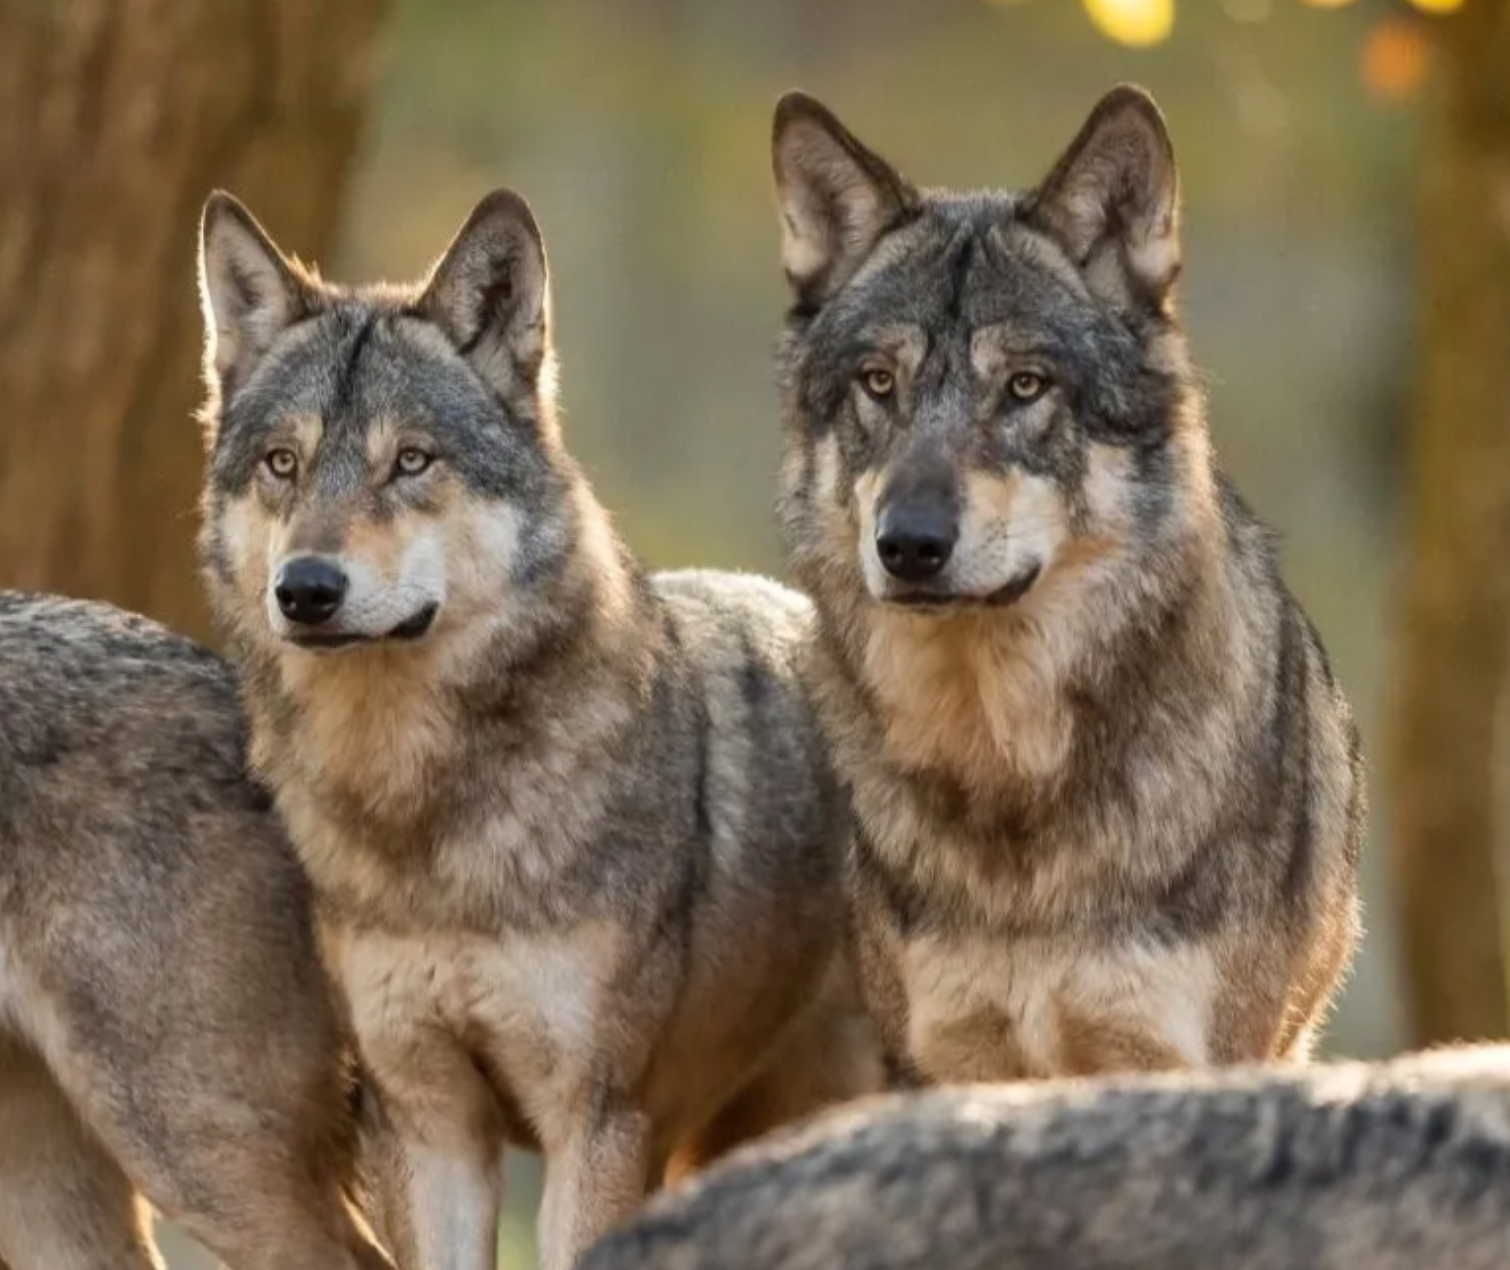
left=652, top=569, right=815, bottom=647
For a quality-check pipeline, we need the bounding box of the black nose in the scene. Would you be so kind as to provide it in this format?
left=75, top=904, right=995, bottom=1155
left=274, top=557, right=348, bottom=626
left=875, top=505, right=958, bottom=582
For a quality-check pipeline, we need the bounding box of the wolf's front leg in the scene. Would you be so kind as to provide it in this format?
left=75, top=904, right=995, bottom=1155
left=393, top=1133, right=501, bottom=1270
left=355, top=1030, right=506, bottom=1270
left=537, top=1094, right=653, bottom=1270
left=354, top=1080, right=503, bottom=1270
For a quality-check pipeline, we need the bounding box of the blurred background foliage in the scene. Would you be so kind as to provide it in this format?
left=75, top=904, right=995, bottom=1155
left=2, top=0, right=1507, bottom=1267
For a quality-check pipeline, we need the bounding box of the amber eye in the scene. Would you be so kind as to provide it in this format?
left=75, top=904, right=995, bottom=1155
left=859, top=368, right=895, bottom=400
left=394, top=448, right=432, bottom=478
left=1008, top=371, right=1048, bottom=402
left=265, top=448, right=298, bottom=480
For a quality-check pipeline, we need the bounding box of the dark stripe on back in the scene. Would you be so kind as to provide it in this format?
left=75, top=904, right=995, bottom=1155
left=736, top=626, right=770, bottom=721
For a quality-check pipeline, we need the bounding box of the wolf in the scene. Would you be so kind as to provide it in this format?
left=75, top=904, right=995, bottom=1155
left=194, top=188, right=881, bottom=1270
left=579, top=1044, right=1510, bottom=1270
left=769, top=84, right=1365, bottom=1085
left=0, top=592, right=393, bottom=1270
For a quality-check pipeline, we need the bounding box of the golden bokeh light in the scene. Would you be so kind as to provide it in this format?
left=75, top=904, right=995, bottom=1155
left=1362, top=15, right=1433, bottom=101
left=1082, top=0, right=1175, bottom=48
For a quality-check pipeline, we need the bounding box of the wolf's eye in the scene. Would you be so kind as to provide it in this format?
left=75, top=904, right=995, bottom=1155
left=265, top=448, right=298, bottom=480
left=1008, top=372, right=1048, bottom=403
left=394, top=448, right=433, bottom=478
left=859, top=368, right=895, bottom=401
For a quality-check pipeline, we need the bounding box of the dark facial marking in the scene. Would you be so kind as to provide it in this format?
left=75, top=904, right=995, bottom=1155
left=329, top=310, right=379, bottom=418
left=211, top=298, right=558, bottom=516
left=785, top=193, right=1191, bottom=572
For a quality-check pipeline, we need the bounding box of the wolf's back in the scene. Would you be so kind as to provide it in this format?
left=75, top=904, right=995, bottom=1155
left=0, top=590, right=321, bottom=1039
left=652, top=567, right=834, bottom=833
left=0, top=591, right=259, bottom=878
left=583, top=1045, right=1510, bottom=1270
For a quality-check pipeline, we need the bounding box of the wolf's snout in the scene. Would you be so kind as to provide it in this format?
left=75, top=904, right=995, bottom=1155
left=875, top=505, right=958, bottom=582
left=274, top=557, right=349, bottom=626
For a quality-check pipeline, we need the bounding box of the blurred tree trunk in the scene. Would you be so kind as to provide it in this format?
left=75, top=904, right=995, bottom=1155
left=0, top=0, right=389, bottom=640
left=1392, top=1, right=1510, bottom=1046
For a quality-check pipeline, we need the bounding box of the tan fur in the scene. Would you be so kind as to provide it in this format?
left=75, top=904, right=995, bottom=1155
left=909, top=1009, right=1030, bottom=1085
left=198, top=190, right=883, bottom=1270
left=773, top=88, right=1363, bottom=1095
left=862, top=605, right=1072, bottom=793
left=899, top=933, right=1216, bottom=1083
left=1054, top=1006, right=1197, bottom=1075
left=662, top=963, right=883, bottom=1186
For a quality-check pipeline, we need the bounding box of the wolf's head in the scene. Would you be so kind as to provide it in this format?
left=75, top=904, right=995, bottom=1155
left=772, top=86, right=1210, bottom=623
left=197, top=189, right=585, bottom=671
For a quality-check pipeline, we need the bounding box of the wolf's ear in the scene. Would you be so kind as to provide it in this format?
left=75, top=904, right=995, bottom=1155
left=199, top=192, right=309, bottom=390
left=1024, top=85, right=1180, bottom=312
left=418, top=189, right=551, bottom=395
left=772, top=92, right=917, bottom=308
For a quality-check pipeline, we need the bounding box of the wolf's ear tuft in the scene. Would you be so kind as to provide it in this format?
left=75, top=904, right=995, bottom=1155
left=418, top=189, right=550, bottom=395
left=198, top=192, right=308, bottom=390
left=771, top=92, right=917, bottom=308
left=1024, top=85, right=1180, bottom=312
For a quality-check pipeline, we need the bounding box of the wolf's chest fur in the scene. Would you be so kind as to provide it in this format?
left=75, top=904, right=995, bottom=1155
left=325, top=919, right=616, bottom=1144
left=256, top=636, right=654, bottom=936
left=273, top=746, right=653, bottom=946
left=860, top=604, right=1075, bottom=791
left=843, top=590, right=1251, bottom=913
left=900, top=932, right=1218, bottom=1080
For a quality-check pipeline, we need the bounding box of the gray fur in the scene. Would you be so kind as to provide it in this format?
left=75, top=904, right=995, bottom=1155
left=196, top=190, right=880, bottom=1270
left=771, top=86, right=1364, bottom=1080
left=0, top=592, right=392, bottom=1270
left=581, top=1045, right=1510, bottom=1270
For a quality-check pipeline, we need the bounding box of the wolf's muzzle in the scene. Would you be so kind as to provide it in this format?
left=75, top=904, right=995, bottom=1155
left=875, top=503, right=958, bottom=583
left=274, top=556, right=348, bottom=626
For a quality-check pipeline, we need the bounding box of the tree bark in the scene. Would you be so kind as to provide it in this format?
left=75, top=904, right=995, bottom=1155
left=1391, top=1, right=1510, bottom=1046
left=0, top=0, right=389, bottom=639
